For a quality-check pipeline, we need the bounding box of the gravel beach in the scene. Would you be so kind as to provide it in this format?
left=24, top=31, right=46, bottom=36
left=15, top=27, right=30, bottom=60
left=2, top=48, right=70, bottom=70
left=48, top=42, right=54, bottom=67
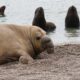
left=0, top=44, right=80, bottom=80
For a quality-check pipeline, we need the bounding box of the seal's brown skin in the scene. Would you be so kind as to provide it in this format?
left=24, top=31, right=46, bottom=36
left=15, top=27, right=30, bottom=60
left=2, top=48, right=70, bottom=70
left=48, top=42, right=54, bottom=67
left=0, top=24, right=54, bottom=64
left=0, top=5, right=6, bottom=16
left=32, top=7, right=56, bottom=32
left=65, top=6, right=80, bottom=28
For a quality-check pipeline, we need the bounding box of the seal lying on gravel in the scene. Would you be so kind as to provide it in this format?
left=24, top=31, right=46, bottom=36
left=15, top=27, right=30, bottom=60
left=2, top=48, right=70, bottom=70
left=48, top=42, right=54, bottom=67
left=0, top=24, right=54, bottom=64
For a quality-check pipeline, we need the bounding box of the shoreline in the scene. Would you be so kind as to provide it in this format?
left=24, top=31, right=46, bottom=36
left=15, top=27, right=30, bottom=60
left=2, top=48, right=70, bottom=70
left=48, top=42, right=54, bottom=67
left=54, top=41, right=80, bottom=46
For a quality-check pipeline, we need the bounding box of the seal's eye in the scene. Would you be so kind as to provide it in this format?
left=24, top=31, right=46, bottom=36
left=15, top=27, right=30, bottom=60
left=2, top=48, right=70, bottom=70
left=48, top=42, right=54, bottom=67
left=36, top=32, right=41, bottom=40
left=36, top=36, right=41, bottom=40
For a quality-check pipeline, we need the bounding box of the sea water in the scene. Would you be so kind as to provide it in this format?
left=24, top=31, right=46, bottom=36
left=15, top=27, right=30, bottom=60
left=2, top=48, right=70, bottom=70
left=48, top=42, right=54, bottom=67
left=0, top=0, right=80, bottom=45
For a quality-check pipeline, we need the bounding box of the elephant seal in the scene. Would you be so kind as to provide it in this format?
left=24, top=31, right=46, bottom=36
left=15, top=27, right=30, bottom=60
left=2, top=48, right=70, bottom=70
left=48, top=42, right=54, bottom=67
left=0, top=24, right=54, bottom=64
left=65, top=6, right=80, bottom=28
left=32, top=7, right=56, bottom=32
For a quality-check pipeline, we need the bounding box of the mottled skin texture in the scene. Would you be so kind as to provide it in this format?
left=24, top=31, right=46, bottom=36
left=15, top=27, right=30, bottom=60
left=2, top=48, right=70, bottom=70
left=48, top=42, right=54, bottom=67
left=0, top=5, right=6, bottom=16
left=41, top=36, right=54, bottom=54
left=0, top=24, right=54, bottom=64
left=32, top=7, right=56, bottom=32
left=65, top=6, right=80, bottom=28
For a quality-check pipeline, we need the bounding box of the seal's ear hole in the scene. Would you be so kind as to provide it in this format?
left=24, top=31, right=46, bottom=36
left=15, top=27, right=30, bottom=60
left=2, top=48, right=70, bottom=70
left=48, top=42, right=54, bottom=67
left=36, top=32, right=41, bottom=40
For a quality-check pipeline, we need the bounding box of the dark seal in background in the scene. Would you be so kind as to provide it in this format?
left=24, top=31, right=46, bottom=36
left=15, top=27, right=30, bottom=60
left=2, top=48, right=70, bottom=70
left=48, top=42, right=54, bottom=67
left=65, top=5, right=80, bottom=29
left=32, top=7, right=56, bottom=32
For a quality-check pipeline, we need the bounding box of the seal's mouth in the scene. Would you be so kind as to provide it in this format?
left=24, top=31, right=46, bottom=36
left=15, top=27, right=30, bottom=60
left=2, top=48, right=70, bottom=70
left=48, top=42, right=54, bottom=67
left=41, top=36, right=54, bottom=53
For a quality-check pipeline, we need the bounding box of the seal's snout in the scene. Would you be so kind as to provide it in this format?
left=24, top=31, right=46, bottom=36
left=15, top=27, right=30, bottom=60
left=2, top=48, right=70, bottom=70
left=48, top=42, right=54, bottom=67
left=41, top=36, right=54, bottom=53
left=41, top=36, right=51, bottom=45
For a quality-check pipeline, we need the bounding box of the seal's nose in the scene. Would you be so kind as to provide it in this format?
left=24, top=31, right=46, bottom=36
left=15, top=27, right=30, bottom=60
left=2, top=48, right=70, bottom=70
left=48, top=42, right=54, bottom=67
left=41, top=36, right=54, bottom=54
left=41, top=36, right=51, bottom=45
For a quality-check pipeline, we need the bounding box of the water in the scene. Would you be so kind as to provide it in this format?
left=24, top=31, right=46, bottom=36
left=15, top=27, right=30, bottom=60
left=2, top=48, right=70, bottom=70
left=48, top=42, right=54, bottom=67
left=0, top=0, right=80, bottom=45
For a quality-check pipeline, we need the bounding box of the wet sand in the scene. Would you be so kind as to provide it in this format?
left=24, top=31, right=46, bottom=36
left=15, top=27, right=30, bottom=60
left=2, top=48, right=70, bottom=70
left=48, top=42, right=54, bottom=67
left=0, top=44, right=80, bottom=80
